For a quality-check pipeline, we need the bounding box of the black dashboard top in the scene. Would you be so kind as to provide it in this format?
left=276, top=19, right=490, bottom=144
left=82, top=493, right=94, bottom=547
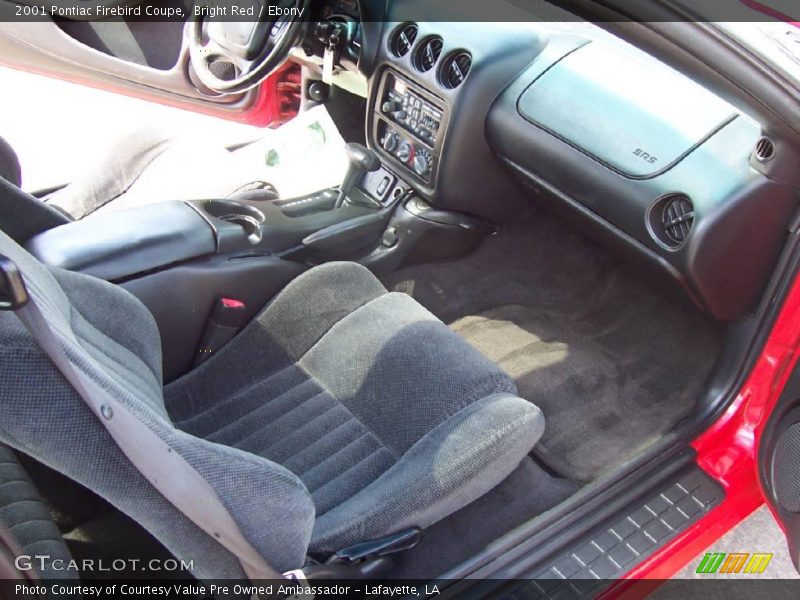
left=323, top=9, right=798, bottom=321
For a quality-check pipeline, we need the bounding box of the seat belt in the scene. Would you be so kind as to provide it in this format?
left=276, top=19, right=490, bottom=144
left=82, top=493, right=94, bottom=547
left=0, top=255, right=285, bottom=583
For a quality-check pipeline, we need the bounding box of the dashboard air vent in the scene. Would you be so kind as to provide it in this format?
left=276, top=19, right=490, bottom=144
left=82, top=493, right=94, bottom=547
left=755, top=136, right=775, bottom=162
left=440, top=51, right=472, bottom=89
left=414, top=36, right=443, bottom=72
left=661, top=195, right=695, bottom=247
left=390, top=23, right=417, bottom=58
left=648, top=194, right=695, bottom=250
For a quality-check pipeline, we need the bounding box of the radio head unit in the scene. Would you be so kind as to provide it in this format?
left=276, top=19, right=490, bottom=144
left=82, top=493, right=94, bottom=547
left=372, top=70, right=448, bottom=186
left=381, top=74, right=444, bottom=146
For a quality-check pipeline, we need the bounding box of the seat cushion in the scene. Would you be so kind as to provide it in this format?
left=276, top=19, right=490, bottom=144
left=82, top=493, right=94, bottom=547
left=1, top=216, right=541, bottom=575
left=0, top=227, right=314, bottom=578
left=165, top=262, right=545, bottom=553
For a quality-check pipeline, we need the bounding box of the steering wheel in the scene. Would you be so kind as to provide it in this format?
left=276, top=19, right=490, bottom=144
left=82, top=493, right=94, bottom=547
left=188, top=0, right=309, bottom=94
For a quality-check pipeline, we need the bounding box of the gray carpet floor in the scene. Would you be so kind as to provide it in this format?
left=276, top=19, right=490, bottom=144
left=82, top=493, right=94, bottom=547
left=385, top=209, right=723, bottom=481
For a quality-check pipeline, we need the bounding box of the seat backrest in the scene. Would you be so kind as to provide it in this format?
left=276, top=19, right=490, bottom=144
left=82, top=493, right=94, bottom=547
left=0, top=136, right=20, bottom=188
left=0, top=137, right=71, bottom=243
left=0, top=179, right=70, bottom=245
left=0, top=227, right=315, bottom=577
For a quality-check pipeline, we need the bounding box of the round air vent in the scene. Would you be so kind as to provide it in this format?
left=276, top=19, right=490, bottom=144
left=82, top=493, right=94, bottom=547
left=413, top=36, right=443, bottom=73
left=439, top=51, right=472, bottom=89
left=755, top=136, right=775, bottom=162
left=647, top=194, right=695, bottom=250
left=389, top=23, right=417, bottom=58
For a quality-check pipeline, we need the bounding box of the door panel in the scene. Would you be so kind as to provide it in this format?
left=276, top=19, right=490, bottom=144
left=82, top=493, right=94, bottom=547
left=57, top=19, right=185, bottom=70
left=758, top=364, right=800, bottom=571
left=0, top=4, right=294, bottom=125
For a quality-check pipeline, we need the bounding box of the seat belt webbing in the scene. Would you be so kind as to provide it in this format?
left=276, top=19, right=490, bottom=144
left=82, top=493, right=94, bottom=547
left=1, top=256, right=282, bottom=582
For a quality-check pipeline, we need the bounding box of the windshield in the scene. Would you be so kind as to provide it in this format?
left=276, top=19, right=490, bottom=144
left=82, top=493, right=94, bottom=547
left=717, top=22, right=800, bottom=85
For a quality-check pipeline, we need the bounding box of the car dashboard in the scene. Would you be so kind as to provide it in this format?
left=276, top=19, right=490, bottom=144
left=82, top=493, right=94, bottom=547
left=311, top=1, right=796, bottom=322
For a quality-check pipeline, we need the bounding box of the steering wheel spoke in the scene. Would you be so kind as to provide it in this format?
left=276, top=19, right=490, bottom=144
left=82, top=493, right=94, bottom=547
left=188, top=0, right=309, bottom=94
left=266, top=16, right=293, bottom=51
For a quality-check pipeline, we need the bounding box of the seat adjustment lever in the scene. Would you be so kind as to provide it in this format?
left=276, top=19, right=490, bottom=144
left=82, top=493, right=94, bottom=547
left=302, top=528, right=422, bottom=581
left=334, top=526, right=422, bottom=563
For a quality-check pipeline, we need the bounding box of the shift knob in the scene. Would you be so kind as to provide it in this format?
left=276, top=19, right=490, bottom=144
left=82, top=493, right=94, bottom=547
left=345, top=142, right=381, bottom=172
left=337, top=143, right=381, bottom=207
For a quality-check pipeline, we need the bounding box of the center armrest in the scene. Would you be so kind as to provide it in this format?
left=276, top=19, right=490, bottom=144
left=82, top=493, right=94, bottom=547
left=25, top=201, right=216, bottom=281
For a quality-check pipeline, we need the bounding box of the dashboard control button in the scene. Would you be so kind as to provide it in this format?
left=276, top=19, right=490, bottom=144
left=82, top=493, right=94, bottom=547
left=414, top=149, right=432, bottom=177
left=396, top=140, right=412, bottom=162
left=382, top=227, right=399, bottom=248
left=381, top=130, right=399, bottom=152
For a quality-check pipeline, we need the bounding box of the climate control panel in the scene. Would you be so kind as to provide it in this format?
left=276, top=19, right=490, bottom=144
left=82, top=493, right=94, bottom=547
left=379, top=123, right=434, bottom=181
left=372, top=70, right=446, bottom=186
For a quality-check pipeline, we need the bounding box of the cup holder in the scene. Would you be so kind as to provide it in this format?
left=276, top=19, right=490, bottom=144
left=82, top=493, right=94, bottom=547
left=201, top=199, right=265, bottom=244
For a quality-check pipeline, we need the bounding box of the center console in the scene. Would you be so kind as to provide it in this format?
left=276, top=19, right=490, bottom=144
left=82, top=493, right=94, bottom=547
left=24, top=69, right=491, bottom=382
left=23, top=191, right=390, bottom=382
left=372, top=70, right=448, bottom=186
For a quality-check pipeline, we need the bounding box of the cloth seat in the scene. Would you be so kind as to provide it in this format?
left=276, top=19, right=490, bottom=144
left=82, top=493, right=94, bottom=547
left=0, top=227, right=544, bottom=578
left=0, top=132, right=277, bottom=222
left=0, top=445, right=76, bottom=580
left=42, top=130, right=279, bottom=220
left=1, top=105, right=347, bottom=222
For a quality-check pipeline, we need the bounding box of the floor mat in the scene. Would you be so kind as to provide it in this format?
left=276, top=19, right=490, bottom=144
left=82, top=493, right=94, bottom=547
left=385, top=210, right=723, bottom=481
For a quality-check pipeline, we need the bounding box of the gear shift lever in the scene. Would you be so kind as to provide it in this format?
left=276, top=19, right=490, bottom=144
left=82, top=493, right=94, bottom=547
left=335, top=143, right=381, bottom=208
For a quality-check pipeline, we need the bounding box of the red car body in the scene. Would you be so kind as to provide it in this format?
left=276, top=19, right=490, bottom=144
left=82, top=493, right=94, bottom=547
left=601, top=262, right=800, bottom=593
left=2, top=11, right=799, bottom=590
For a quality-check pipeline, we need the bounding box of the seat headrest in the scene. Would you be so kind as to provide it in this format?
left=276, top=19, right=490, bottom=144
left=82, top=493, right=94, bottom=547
left=0, top=136, right=21, bottom=188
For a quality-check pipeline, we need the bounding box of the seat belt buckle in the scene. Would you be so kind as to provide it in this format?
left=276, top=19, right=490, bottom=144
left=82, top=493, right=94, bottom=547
left=0, top=255, right=29, bottom=311
left=193, top=297, right=249, bottom=367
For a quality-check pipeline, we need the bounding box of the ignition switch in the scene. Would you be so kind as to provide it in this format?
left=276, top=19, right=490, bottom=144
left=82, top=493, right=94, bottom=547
left=313, top=20, right=356, bottom=84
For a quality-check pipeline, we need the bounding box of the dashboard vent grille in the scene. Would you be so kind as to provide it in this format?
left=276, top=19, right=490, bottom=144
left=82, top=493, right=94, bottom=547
left=661, top=195, right=694, bottom=247
left=440, top=51, right=472, bottom=89
left=755, top=136, right=775, bottom=162
left=390, top=23, right=418, bottom=57
left=414, top=36, right=443, bottom=72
